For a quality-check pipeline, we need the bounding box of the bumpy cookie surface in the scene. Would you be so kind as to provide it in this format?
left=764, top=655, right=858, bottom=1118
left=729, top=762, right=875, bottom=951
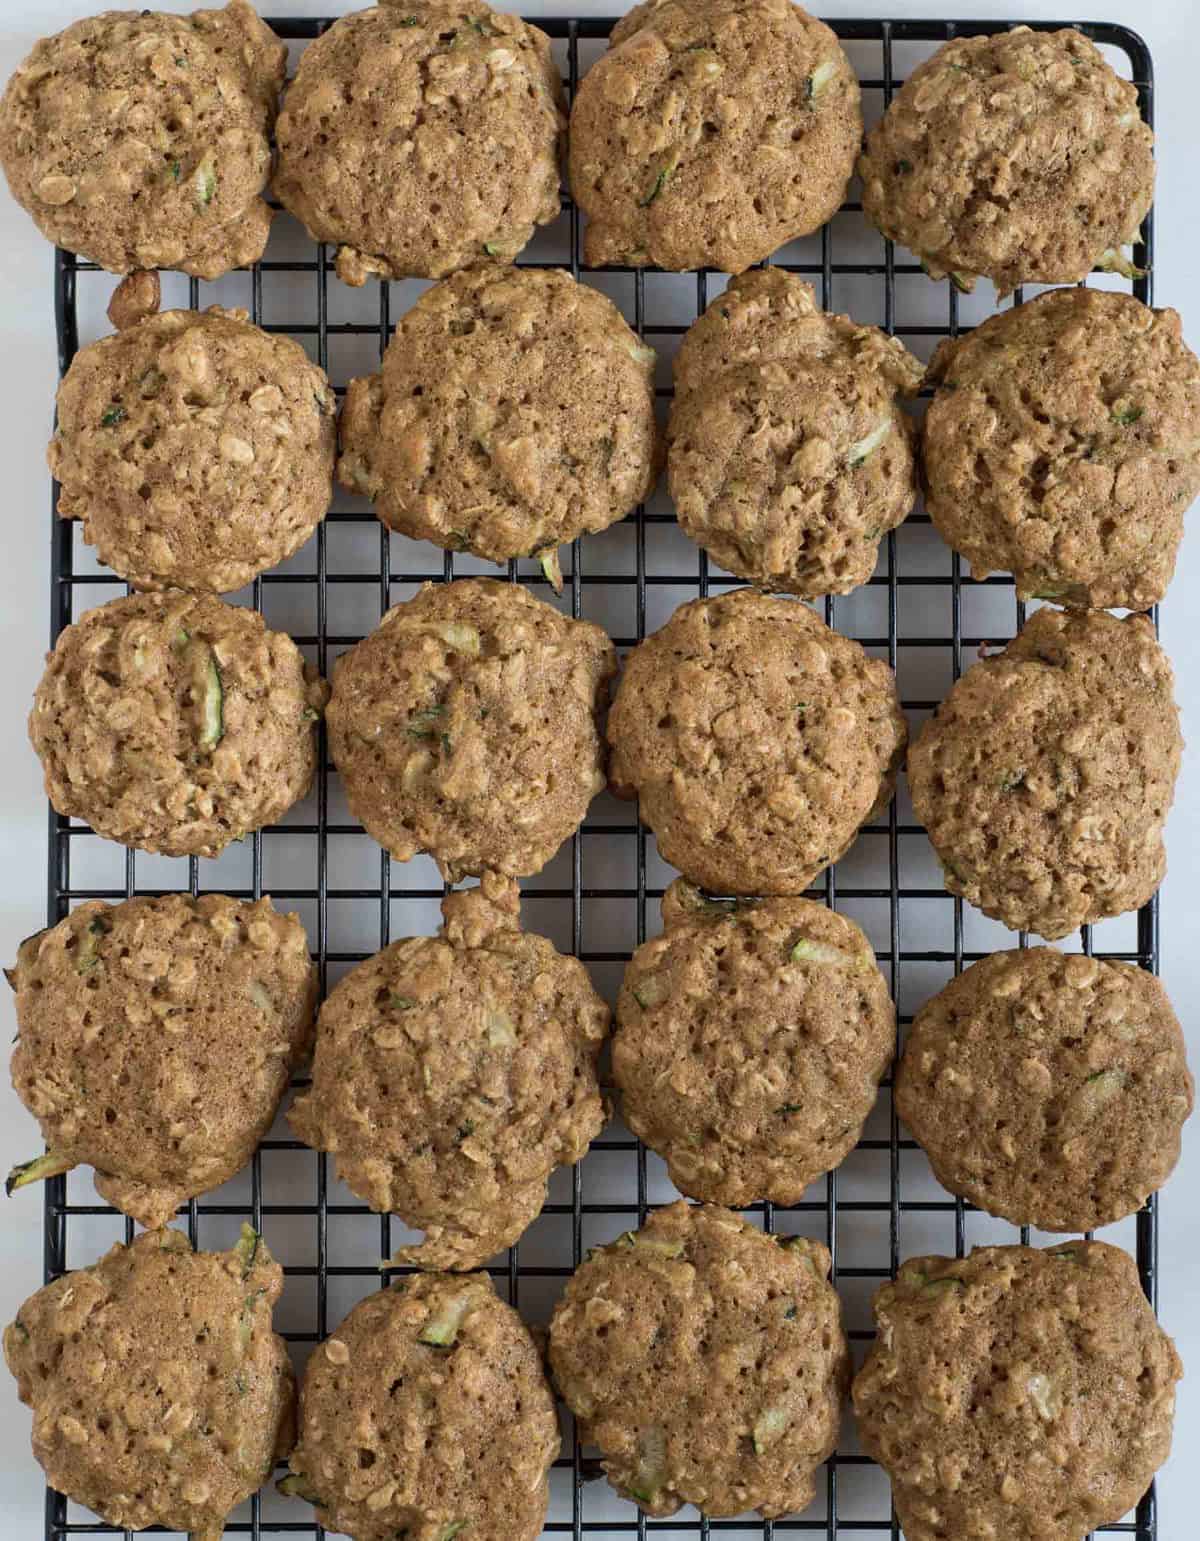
left=7, top=895, right=317, bottom=1227
left=326, top=579, right=616, bottom=880
left=339, top=266, right=661, bottom=567
left=858, top=27, right=1154, bottom=294
left=908, top=608, right=1180, bottom=939
left=50, top=306, right=336, bottom=594
left=548, top=1201, right=847, bottom=1518
left=273, top=1, right=564, bottom=285
left=290, top=876, right=609, bottom=1268
left=569, top=0, right=860, bottom=272
left=615, top=879, right=893, bottom=1204
left=923, top=287, right=1200, bottom=611
left=283, top=1273, right=558, bottom=1541
left=896, top=949, right=1193, bottom=1232
left=0, top=2, right=284, bottom=278
left=853, top=1244, right=1182, bottom=1541
left=3, top=1226, right=294, bottom=1540
left=669, top=271, right=922, bottom=595
left=29, top=591, right=328, bottom=858
left=607, top=588, right=907, bottom=895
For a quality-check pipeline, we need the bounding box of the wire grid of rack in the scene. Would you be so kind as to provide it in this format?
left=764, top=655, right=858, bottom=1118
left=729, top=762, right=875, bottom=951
left=36, top=13, right=1160, bottom=1540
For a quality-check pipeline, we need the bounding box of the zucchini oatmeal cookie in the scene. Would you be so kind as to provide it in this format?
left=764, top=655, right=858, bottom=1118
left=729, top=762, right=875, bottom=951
left=607, top=588, right=907, bottom=895
left=29, top=591, right=328, bottom=858
left=4, top=1225, right=294, bottom=1541
left=289, top=875, right=609, bottom=1270
left=853, top=1243, right=1183, bottom=1541
left=669, top=270, right=923, bottom=596
left=326, top=579, right=617, bottom=880
left=908, top=607, right=1181, bottom=939
left=273, top=1, right=564, bottom=286
left=548, top=1201, right=847, bottom=1518
left=923, top=287, right=1200, bottom=611
left=0, top=1, right=285, bottom=278
left=858, top=27, right=1154, bottom=295
left=339, top=265, right=661, bottom=579
left=50, top=304, right=337, bottom=594
left=614, top=878, right=893, bottom=1205
left=281, top=1273, right=558, bottom=1541
left=896, top=949, right=1193, bottom=1233
left=569, top=0, right=861, bottom=272
left=6, top=894, right=318, bottom=1228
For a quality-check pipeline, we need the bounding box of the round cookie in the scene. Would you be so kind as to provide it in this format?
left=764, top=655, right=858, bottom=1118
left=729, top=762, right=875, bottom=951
left=289, top=875, right=609, bottom=1269
left=908, top=607, right=1180, bottom=939
left=669, top=270, right=922, bottom=596
left=569, top=0, right=861, bottom=272
left=4, top=1225, right=294, bottom=1538
left=896, top=949, right=1194, bottom=1232
left=6, top=894, right=318, bottom=1227
left=548, top=1201, right=847, bottom=1518
left=29, top=591, right=328, bottom=858
left=923, top=287, right=1200, bottom=611
left=614, top=878, right=893, bottom=1205
left=0, top=2, right=285, bottom=278
left=339, top=266, right=661, bottom=573
left=326, top=579, right=617, bottom=880
left=273, top=1, right=564, bottom=286
left=50, top=305, right=337, bottom=594
left=858, top=27, right=1154, bottom=295
left=281, top=1273, right=558, bottom=1541
left=853, top=1243, right=1182, bottom=1541
left=607, top=587, right=907, bottom=895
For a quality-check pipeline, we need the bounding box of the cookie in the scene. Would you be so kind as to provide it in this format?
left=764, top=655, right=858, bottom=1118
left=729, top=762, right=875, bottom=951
left=614, top=878, right=893, bottom=1205
left=6, top=895, right=317, bottom=1228
left=29, top=591, right=328, bottom=858
left=273, top=1, right=564, bottom=285
left=50, top=305, right=337, bottom=594
left=326, top=579, right=616, bottom=880
left=281, top=1273, right=558, bottom=1541
left=339, top=265, right=661, bottom=573
left=289, top=875, right=609, bottom=1269
left=0, top=2, right=284, bottom=278
left=669, top=270, right=922, bottom=595
left=908, top=607, right=1180, bottom=939
left=923, top=287, right=1200, bottom=611
left=569, top=0, right=860, bottom=272
left=4, top=1225, right=294, bottom=1538
left=896, top=949, right=1194, bottom=1232
left=858, top=27, right=1154, bottom=295
left=853, top=1243, right=1182, bottom=1541
left=548, top=1201, right=847, bottom=1518
left=607, top=587, right=907, bottom=895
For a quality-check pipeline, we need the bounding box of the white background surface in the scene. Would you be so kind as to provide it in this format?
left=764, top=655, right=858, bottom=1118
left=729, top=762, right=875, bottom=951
left=0, top=1, right=1197, bottom=1537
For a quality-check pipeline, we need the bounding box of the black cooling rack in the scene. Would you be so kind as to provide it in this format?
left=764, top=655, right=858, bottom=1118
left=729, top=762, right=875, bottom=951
left=38, top=13, right=1159, bottom=1540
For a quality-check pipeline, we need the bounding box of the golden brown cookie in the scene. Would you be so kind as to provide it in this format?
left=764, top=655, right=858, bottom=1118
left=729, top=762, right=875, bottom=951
left=273, top=1, right=564, bottom=285
left=896, top=949, right=1194, bottom=1232
left=607, top=588, right=907, bottom=895
left=858, top=27, right=1154, bottom=295
left=908, top=607, right=1180, bottom=939
left=282, top=1274, right=559, bottom=1541
left=0, top=1, right=284, bottom=278
left=548, top=1201, right=847, bottom=1518
left=923, top=287, right=1200, bottom=611
left=4, top=1226, right=294, bottom=1540
left=853, top=1244, right=1182, bottom=1541
left=29, top=591, right=328, bottom=858
left=570, top=0, right=860, bottom=272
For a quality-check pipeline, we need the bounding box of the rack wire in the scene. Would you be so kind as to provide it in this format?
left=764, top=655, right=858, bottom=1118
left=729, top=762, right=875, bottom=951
left=38, top=14, right=1158, bottom=1540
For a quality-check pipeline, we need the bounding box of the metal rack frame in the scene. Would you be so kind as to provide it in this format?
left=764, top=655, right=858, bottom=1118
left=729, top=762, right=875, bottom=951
left=40, top=14, right=1158, bottom=1540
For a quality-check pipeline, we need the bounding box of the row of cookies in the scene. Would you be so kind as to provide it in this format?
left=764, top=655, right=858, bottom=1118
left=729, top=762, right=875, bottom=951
left=0, top=1, right=1154, bottom=294
left=3, top=1203, right=1182, bottom=1540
